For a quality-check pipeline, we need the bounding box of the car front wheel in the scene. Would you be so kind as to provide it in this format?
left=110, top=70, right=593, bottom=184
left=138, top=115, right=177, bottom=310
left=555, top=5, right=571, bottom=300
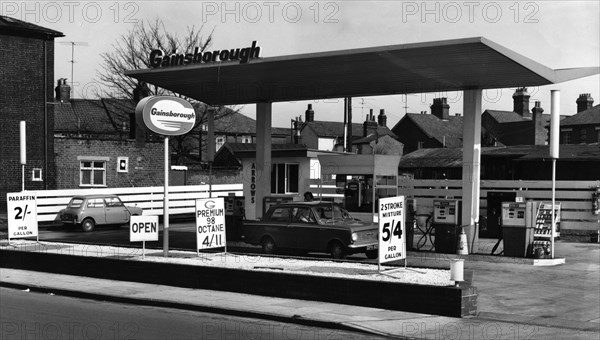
left=81, top=218, right=95, bottom=232
left=366, top=250, right=378, bottom=259
left=329, top=241, right=346, bottom=259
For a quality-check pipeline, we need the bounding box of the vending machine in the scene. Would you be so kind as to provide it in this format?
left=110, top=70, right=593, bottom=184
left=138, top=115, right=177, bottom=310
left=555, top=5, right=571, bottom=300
left=432, top=199, right=461, bottom=254
left=500, top=202, right=534, bottom=257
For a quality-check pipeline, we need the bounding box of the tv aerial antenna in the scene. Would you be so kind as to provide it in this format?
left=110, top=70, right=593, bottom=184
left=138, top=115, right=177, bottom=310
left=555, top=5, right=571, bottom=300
left=58, top=41, right=89, bottom=97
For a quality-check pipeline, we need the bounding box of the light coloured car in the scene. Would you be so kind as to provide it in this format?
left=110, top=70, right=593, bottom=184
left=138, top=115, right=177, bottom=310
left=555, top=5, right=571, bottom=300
left=60, top=194, right=143, bottom=232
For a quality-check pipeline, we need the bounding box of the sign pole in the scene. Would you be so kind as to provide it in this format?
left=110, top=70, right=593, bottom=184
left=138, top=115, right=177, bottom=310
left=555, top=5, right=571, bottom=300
left=164, top=136, right=169, bottom=257
left=20, top=121, right=26, bottom=192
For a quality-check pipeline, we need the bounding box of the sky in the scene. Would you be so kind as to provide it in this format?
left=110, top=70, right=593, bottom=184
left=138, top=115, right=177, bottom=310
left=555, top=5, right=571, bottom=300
left=3, top=1, right=599, bottom=128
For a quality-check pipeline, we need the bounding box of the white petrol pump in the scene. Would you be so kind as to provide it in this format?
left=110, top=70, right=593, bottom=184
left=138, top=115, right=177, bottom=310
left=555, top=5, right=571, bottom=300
left=500, top=202, right=532, bottom=257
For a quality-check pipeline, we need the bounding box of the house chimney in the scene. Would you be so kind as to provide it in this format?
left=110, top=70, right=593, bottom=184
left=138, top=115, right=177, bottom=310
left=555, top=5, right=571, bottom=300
left=531, top=101, right=546, bottom=145
left=363, top=109, right=378, bottom=137
left=431, top=98, right=450, bottom=120
left=293, top=116, right=302, bottom=144
left=513, top=87, right=531, bottom=118
left=305, top=104, right=315, bottom=122
left=55, top=78, right=71, bottom=103
left=576, top=93, right=594, bottom=113
left=377, top=109, right=387, bottom=127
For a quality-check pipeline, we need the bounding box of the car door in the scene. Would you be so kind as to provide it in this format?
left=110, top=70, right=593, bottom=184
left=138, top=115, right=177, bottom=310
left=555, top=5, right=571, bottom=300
left=104, top=196, right=130, bottom=224
left=290, top=207, right=323, bottom=251
left=263, top=207, right=295, bottom=248
left=85, top=198, right=107, bottom=225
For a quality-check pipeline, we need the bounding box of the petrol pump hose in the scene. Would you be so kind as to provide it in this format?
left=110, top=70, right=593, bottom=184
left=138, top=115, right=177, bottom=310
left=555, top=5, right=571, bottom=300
left=489, top=222, right=504, bottom=255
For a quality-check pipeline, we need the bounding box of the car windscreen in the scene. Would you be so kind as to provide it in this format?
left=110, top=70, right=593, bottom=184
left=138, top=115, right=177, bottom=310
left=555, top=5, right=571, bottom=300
left=68, top=198, right=84, bottom=208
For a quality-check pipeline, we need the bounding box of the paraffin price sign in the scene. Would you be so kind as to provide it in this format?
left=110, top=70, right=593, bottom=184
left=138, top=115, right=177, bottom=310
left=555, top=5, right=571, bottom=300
left=196, top=197, right=226, bottom=251
left=7, top=193, right=38, bottom=239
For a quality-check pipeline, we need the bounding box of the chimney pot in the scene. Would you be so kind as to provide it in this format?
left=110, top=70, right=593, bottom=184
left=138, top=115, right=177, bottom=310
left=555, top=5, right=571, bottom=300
left=576, top=93, right=594, bottom=113
left=431, top=97, right=450, bottom=120
left=513, top=87, right=531, bottom=117
left=305, top=104, right=315, bottom=122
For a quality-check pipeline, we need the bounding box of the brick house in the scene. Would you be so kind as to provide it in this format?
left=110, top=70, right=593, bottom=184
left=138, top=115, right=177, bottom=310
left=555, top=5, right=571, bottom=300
left=53, top=87, right=165, bottom=188
left=391, top=98, right=464, bottom=154
left=0, top=16, right=63, bottom=208
left=481, top=88, right=552, bottom=146
left=298, top=104, right=398, bottom=153
left=559, top=94, right=599, bottom=144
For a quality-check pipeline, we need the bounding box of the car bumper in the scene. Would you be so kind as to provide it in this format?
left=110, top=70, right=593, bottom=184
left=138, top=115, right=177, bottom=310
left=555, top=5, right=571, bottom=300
left=347, top=242, right=378, bottom=252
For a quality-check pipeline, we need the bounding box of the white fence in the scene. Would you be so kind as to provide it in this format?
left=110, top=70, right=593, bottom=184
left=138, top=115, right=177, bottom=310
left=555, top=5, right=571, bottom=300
left=31, top=184, right=243, bottom=223
left=397, top=179, right=600, bottom=232
left=28, top=180, right=600, bottom=231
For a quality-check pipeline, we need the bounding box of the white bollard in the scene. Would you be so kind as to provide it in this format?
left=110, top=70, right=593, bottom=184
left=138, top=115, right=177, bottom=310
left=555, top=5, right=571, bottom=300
left=450, top=259, right=464, bottom=287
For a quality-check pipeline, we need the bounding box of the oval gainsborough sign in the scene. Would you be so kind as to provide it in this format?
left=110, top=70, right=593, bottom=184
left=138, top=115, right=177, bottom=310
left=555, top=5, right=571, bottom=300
left=135, top=96, right=196, bottom=136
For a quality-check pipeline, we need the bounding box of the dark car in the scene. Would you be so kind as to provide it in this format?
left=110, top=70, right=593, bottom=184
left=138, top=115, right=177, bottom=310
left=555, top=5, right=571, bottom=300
left=60, top=194, right=143, bottom=232
left=242, top=201, right=379, bottom=259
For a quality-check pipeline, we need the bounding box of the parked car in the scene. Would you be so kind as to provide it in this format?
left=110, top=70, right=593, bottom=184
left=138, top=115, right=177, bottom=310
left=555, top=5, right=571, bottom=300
left=60, top=194, right=143, bottom=232
left=242, top=201, right=379, bottom=259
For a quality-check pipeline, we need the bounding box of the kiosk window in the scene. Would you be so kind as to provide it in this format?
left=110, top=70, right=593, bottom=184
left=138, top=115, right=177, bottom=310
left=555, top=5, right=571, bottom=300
left=271, top=163, right=299, bottom=194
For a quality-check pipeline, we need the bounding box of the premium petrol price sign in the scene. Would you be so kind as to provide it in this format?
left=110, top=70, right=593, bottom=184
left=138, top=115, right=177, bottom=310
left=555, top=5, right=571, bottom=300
left=196, top=197, right=226, bottom=251
left=378, top=196, right=406, bottom=264
left=6, top=193, right=38, bottom=239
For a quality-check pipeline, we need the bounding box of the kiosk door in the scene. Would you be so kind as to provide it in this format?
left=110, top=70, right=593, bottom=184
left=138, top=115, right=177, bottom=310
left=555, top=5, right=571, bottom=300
left=483, top=192, right=516, bottom=239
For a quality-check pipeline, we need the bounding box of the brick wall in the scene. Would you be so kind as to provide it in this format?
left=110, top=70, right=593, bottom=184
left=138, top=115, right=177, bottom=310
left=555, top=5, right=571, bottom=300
left=54, top=138, right=164, bottom=189
left=0, top=34, right=56, bottom=208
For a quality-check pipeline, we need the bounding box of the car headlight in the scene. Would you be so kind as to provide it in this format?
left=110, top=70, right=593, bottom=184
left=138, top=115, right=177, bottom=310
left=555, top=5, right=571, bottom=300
left=351, top=232, right=358, bottom=242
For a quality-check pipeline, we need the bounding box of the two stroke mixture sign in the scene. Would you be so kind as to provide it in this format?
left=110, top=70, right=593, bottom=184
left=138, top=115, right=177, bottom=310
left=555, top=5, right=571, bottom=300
left=196, top=197, right=226, bottom=250
left=378, top=196, right=406, bottom=264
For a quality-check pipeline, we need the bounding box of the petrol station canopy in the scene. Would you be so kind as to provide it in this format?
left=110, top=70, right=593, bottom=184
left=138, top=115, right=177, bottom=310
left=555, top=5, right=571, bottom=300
left=125, top=37, right=598, bottom=105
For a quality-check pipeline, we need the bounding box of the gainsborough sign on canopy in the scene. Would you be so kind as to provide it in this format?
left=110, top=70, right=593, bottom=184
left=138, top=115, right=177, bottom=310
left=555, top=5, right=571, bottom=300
left=125, top=37, right=598, bottom=106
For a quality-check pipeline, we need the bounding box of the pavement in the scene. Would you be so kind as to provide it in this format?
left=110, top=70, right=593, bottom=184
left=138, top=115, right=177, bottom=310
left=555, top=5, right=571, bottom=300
left=1, top=237, right=599, bottom=339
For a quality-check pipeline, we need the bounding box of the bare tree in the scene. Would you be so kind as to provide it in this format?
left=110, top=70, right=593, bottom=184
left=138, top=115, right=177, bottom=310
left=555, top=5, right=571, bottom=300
left=96, top=19, right=240, bottom=165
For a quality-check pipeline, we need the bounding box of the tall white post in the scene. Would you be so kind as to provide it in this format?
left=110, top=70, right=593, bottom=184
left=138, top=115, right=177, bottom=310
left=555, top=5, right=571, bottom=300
left=20, top=121, right=26, bottom=192
left=255, top=102, right=272, bottom=219
left=461, top=89, right=482, bottom=253
left=163, top=136, right=170, bottom=257
left=550, top=90, right=560, bottom=259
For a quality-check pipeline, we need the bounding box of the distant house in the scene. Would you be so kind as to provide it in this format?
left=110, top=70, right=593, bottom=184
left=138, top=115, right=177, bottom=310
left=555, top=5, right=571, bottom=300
left=399, top=145, right=600, bottom=180
left=298, top=104, right=398, bottom=153
left=391, top=98, right=463, bottom=154
left=559, top=94, right=599, bottom=144
left=481, top=88, right=552, bottom=146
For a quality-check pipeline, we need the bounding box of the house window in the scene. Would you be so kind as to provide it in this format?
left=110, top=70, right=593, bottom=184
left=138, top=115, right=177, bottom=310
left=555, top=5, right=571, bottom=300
left=417, top=141, right=424, bottom=149
left=80, top=161, right=106, bottom=187
left=216, top=136, right=225, bottom=151
left=271, top=163, right=299, bottom=194
left=580, top=129, right=587, bottom=143
left=560, top=129, right=572, bottom=144
left=596, top=128, right=600, bottom=143
left=32, top=168, right=43, bottom=181
left=241, top=135, right=252, bottom=143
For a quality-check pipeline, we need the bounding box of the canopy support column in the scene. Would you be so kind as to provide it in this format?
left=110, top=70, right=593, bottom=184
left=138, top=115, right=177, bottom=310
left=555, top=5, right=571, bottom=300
left=255, top=102, right=272, bottom=219
left=461, top=89, right=482, bottom=253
